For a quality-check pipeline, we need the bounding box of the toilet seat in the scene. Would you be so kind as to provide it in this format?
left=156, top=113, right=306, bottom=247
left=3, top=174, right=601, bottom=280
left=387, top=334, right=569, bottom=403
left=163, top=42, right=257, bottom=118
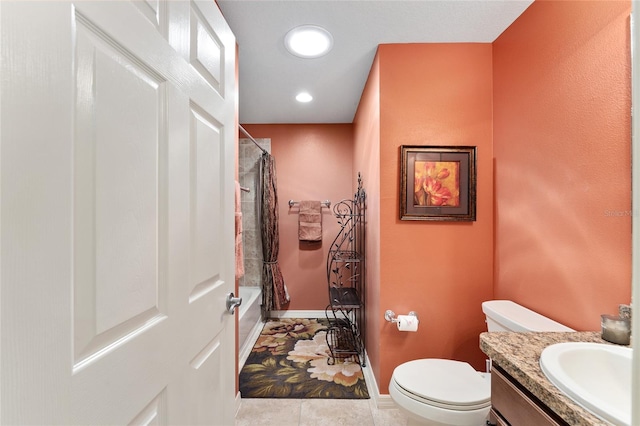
left=391, top=359, right=491, bottom=410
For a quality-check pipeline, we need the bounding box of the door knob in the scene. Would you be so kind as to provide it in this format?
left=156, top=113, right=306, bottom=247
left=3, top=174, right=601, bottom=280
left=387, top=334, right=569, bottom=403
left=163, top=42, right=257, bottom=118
left=226, top=292, right=242, bottom=314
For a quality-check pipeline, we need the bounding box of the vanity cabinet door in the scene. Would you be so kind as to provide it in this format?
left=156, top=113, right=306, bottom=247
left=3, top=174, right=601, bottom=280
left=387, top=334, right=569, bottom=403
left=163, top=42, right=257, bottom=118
left=491, top=366, right=566, bottom=426
left=489, top=408, right=509, bottom=426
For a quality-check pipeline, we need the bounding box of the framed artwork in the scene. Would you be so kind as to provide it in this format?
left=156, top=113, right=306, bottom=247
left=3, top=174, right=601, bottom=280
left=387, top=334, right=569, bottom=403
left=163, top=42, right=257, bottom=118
left=400, top=145, right=477, bottom=221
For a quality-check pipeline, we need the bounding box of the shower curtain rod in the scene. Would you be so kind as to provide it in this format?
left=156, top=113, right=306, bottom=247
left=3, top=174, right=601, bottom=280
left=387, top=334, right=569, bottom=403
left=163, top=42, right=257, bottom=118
left=239, top=124, right=267, bottom=154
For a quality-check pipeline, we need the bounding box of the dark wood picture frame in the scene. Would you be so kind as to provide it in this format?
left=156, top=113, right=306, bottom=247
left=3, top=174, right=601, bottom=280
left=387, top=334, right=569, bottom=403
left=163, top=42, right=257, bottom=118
left=400, top=145, right=477, bottom=221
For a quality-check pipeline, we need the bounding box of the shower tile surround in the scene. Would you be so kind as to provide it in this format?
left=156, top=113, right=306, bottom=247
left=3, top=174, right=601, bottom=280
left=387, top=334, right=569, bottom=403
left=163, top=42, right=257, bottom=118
left=239, top=138, right=271, bottom=288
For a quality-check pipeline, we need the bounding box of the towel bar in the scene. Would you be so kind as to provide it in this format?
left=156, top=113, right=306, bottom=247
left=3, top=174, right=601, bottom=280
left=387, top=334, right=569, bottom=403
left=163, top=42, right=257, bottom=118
left=288, top=200, right=331, bottom=208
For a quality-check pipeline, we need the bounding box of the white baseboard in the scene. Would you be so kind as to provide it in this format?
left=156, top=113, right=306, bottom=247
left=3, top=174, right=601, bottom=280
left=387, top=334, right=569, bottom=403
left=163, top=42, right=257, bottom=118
left=269, top=310, right=352, bottom=320
left=235, top=391, right=242, bottom=417
left=269, top=310, right=327, bottom=318
left=361, top=352, right=397, bottom=410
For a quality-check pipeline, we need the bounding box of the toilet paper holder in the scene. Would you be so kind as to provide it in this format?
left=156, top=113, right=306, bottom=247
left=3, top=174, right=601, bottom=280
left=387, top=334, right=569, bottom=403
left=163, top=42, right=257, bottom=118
left=384, top=310, right=418, bottom=323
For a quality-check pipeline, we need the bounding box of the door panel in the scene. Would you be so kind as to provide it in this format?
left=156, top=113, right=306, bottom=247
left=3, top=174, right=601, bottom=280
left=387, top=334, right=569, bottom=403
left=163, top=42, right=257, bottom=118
left=190, top=5, right=224, bottom=94
left=73, top=12, right=167, bottom=367
left=129, top=389, right=168, bottom=426
left=190, top=105, right=223, bottom=302
left=0, top=1, right=237, bottom=424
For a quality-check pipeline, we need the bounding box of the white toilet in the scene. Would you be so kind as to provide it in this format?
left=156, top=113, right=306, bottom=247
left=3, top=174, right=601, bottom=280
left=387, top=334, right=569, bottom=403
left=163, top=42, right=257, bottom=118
left=389, top=300, right=574, bottom=426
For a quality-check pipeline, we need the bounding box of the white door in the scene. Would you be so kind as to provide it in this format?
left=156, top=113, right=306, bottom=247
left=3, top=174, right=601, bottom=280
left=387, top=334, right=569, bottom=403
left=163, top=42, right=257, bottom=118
left=0, top=1, right=237, bottom=424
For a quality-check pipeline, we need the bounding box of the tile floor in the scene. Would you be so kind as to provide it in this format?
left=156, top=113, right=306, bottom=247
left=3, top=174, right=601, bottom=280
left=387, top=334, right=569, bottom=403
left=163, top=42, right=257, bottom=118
left=236, top=319, right=411, bottom=425
left=235, top=397, right=411, bottom=426
left=235, top=358, right=410, bottom=425
left=235, top=354, right=409, bottom=426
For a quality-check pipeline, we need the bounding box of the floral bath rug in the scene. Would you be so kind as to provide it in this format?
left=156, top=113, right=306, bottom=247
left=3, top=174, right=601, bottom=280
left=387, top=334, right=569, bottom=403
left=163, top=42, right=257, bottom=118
left=239, top=318, right=369, bottom=399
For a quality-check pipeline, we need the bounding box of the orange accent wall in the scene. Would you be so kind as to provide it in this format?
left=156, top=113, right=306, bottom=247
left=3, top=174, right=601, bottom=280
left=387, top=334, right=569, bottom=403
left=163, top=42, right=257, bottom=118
left=374, top=43, right=495, bottom=393
left=353, top=54, right=382, bottom=386
left=493, top=0, right=632, bottom=330
left=241, top=124, right=354, bottom=310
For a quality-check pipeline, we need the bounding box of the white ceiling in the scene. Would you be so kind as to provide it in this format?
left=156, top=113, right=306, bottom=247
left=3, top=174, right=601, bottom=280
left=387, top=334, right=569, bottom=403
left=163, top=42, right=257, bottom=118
left=217, top=0, right=534, bottom=124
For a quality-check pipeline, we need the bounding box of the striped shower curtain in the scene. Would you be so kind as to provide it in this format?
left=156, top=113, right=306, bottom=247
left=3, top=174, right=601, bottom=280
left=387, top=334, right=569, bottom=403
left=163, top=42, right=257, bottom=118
left=260, top=152, right=289, bottom=316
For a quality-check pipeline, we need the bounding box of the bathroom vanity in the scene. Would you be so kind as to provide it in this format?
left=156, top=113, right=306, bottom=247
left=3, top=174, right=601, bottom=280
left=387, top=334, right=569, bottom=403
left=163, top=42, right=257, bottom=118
left=480, top=331, right=620, bottom=426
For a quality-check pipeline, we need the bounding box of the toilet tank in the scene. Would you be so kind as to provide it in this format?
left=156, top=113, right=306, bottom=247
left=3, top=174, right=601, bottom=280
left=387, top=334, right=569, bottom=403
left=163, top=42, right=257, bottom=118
left=482, top=300, right=574, bottom=332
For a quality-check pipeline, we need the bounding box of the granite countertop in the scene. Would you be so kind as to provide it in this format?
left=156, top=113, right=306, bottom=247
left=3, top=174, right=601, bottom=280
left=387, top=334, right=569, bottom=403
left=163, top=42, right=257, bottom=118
left=479, top=331, right=626, bottom=426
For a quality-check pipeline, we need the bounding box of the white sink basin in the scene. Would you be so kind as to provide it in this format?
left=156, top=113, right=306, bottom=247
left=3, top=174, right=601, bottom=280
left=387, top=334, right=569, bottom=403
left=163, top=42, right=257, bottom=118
left=540, top=342, right=631, bottom=426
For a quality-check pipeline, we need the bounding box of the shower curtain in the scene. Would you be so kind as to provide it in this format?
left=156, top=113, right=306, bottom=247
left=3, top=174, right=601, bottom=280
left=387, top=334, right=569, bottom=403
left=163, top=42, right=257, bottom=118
left=260, top=152, right=289, bottom=316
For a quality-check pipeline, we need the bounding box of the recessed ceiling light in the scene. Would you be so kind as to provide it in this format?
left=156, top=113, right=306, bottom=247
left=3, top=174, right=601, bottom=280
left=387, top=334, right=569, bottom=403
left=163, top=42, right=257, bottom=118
left=284, top=25, right=333, bottom=59
left=296, top=92, right=313, bottom=103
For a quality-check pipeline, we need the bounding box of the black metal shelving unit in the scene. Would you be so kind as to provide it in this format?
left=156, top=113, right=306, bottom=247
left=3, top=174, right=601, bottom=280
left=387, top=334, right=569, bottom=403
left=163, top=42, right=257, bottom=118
left=325, top=173, right=366, bottom=366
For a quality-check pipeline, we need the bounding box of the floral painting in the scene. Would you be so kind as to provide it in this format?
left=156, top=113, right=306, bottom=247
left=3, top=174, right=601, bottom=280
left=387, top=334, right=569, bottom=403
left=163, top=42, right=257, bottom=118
left=400, top=145, right=477, bottom=221
left=413, top=161, right=460, bottom=207
left=239, top=318, right=369, bottom=399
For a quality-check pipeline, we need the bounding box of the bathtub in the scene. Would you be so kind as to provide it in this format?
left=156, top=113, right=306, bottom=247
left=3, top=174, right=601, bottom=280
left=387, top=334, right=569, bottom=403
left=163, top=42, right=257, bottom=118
left=238, top=286, right=263, bottom=368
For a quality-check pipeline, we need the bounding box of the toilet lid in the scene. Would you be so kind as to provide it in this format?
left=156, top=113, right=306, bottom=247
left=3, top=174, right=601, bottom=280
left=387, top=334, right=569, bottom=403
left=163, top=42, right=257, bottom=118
left=392, top=359, right=490, bottom=408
